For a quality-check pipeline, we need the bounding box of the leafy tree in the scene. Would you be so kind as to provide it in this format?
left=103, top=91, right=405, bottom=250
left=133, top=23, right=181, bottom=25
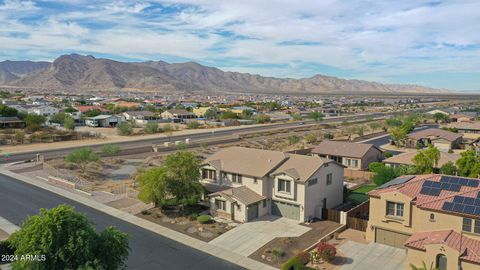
left=372, top=165, right=401, bottom=186
left=186, top=121, right=200, bottom=129
left=400, top=120, right=415, bottom=133
left=385, top=118, right=403, bottom=127
left=101, top=144, right=121, bottom=156
left=390, top=127, right=408, bottom=146
left=25, top=114, right=46, bottom=132
left=65, top=147, right=99, bottom=174
left=117, top=122, right=133, bottom=136
left=413, top=145, right=440, bottom=174
left=433, top=112, right=449, bottom=123
left=440, top=161, right=457, bottom=175
left=308, top=111, right=324, bottom=122
left=203, top=107, right=219, bottom=119
left=14, top=130, right=25, bottom=144
left=265, top=101, right=280, bottom=111
left=369, top=122, right=381, bottom=131
left=9, top=205, right=128, bottom=270
left=137, top=151, right=203, bottom=207
left=64, top=107, right=78, bottom=113
left=368, top=162, right=384, bottom=172
left=254, top=114, right=271, bottom=124
left=323, top=133, right=334, bottom=139
left=0, top=104, right=18, bottom=117
left=50, top=112, right=69, bottom=124
left=384, top=152, right=393, bottom=158
left=84, top=109, right=102, bottom=118
left=64, top=115, right=75, bottom=130
left=456, top=150, right=480, bottom=178
left=144, top=122, right=159, bottom=134
left=220, top=110, right=238, bottom=119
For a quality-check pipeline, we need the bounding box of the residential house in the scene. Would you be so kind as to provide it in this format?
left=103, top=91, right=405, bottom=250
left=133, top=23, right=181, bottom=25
left=448, top=121, right=480, bottom=140
left=366, top=174, right=480, bottom=270
left=406, top=128, right=462, bottom=151
left=265, top=112, right=293, bottom=122
left=311, top=140, right=384, bottom=170
left=449, top=113, right=475, bottom=123
left=13, top=105, right=59, bottom=117
left=123, top=111, right=160, bottom=125
left=230, top=106, right=256, bottom=115
left=161, top=109, right=196, bottom=121
left=384, top=151, right=460, bottom=169
left=0, top=117, right=25, bottom=129
left=85, top=115, right=121, bottom=127
left=202, top=147, right=345, bottom=223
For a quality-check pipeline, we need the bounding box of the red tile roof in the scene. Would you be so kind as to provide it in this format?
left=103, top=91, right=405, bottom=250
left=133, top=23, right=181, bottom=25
left=369, top=174, right=480, bottom=215
left=405, top=230, right=480, bottom=264
left=76, top=105, right=108, bottom=113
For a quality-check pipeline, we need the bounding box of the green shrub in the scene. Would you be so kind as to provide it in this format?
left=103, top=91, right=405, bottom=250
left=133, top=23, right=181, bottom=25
left=141, top=210, right=151, bottom=215
left=281, top=256, right=307, bottom=270
left=144, top=122, right=159, bottom=134
left=117, top=122, right=133, bottom=136
left=272, top=247, right=285, bottom=258
left=384, top=152, right=393, bottom=158
left=197, top=215, right=212, bottom=224
left=188, top=213, right=199, bottom=221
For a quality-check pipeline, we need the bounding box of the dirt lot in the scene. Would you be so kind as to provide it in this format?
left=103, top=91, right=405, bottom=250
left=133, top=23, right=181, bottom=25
left=249, top=220, right=341, bottom=268
left=136, top=207, right=235, bottom=242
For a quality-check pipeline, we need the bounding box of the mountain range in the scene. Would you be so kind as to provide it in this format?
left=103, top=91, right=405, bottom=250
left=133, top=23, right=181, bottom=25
left=0, top=54, right=446, bottom=94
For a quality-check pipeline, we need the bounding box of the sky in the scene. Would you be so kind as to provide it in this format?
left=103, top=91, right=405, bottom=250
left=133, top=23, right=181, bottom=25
left=0, top=0, right=479, bottom=91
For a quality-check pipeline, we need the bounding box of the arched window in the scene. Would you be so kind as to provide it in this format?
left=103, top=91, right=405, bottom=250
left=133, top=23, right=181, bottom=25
left=436, top=254, right=447, bottom=270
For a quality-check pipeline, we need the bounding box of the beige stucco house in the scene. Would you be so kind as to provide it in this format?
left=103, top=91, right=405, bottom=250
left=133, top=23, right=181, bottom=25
left=311, top=140, right=384, bottom=170
left=366, top=174, right=480, bottom=270
left=406, top=128, right=462, bottom=151
left=201, top=147, right=345, bottom=223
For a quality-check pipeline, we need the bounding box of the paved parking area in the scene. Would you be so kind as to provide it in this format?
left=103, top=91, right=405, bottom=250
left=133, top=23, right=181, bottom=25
left=339, top=241, right=407, bottom=270
left=209, top=215, right=311, bottom=256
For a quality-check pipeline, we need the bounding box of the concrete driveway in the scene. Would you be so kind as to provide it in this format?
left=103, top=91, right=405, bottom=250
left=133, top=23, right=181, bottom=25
left=339, top=241, right=407, bottom=270
left=209, top=215, right=311, bottom=256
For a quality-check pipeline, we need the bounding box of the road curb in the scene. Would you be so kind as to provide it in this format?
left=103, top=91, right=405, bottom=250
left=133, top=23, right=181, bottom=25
left=0, top=169, right=275, bottom=270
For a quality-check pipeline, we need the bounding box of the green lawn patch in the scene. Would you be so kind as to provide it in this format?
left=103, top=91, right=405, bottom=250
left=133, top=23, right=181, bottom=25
left=346, top=184, right=377, bottom=204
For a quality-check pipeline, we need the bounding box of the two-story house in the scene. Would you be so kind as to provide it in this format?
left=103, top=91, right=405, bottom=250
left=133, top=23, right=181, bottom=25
left=367, top=174, right=480, bottom=270
left=311, top=140, right=384, bottom=170
left=201, top=147, right=344, bottom=223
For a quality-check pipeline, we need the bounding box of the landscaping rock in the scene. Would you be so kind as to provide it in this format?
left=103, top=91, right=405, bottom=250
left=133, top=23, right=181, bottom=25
left=186, top=227, right=198, bottom=234
left=198, top=231, right=214, bottom=238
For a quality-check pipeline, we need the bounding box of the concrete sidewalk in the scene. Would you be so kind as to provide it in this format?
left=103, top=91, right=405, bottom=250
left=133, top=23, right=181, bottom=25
left=0, top=169, right=275, bottom=270
left=0, top=216, right=19, bottom=235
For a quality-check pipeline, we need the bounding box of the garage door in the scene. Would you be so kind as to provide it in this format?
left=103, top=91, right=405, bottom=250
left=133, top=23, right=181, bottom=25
left=272, top=200, right=300, bottom=220
left=247, top=203, right=259, bottom=221
left=375, top=228, right=410, bottom=249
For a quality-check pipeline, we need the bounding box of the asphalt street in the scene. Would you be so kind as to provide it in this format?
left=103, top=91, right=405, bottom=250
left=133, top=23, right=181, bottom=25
left=0, top=174, right=245, bottom=270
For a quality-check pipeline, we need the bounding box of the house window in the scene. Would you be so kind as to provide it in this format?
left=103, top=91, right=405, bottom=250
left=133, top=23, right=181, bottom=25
left=386, top=201, right=404, bottom=217
left=308, top=178, right=318, bottom=186
left=263, top=199, right=267, bottom=208
left=344, top=158, right=351, bottom=166
left=430, top=213, right=435, bottom=221
left=278, top=179, right=291, bottom=193
left=232, top=173, right=242, bottom=184
left=203, top=169, right=216, bottom=180
left=436, top=254, right=447, bottom=270
left=214, top=199, right=226, bottom=211
left=351, top=160, right=359, bottom=168
left=463, top=218, right=480, bottom=235
left=326, top=174, right=333, bottom=185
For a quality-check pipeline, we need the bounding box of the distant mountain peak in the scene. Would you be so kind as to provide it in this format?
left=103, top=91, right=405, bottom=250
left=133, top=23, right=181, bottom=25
left=1, top=54, right=447, bottom=94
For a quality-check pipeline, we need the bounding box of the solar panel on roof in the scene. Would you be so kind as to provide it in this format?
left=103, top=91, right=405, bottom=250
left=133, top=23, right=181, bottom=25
left=464, top=197, right=475, bottom=205
left=475, top=207, right=480, bottom=216
left=442, top=202, right=454, bottom=211
left=431, top=181, right=442, bottom=188
left=423, top=181, right=434, bottom=187
left=453, top=196, right=464, bottom=203
left=430, top=188, right=441, bottom=196
left=453, top=204, right=464, bottom=212
left=458, top=178, right=469, bottom=186
left=467, top=179, right=480, bottom=187
left=448, top=184, right=461, bottom=192
left=464, top=205, right=476, bottom=215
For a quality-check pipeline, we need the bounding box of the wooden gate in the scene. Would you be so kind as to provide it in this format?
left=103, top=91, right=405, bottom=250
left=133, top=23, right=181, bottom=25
left=322, top=208, right=341, bottom=223
left=346, top=216, right=368, bottom=232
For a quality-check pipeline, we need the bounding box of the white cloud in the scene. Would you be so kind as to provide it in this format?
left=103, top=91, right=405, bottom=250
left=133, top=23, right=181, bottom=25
left=0, top=0, right=479, bottom=89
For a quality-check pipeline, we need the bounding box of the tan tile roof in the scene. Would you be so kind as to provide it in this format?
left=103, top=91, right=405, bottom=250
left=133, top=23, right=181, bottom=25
left=271, top=154, right=332, bottom=182
left=203, top=146, right=288, bottom=178
left=369, top=174, right=480, bottom=216
left=384, top=151, right=460, bottom=168
left=210, top=186, right=265, bottom=206
left=449, top=121, right=480, bottom=131
left=408, top=128, right=462, bottom=142
left=405, top=230, right=480, bottom=264
left=311, top=140, right=381, bottom=158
